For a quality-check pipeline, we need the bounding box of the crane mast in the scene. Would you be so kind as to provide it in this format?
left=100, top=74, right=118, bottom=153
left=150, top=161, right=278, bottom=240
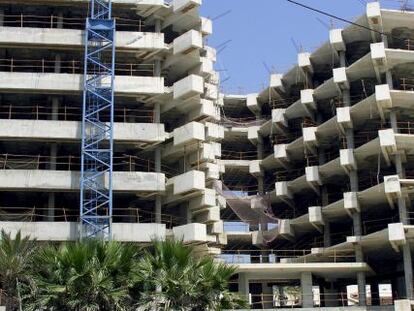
left=80, top=0, right=115, bottom=239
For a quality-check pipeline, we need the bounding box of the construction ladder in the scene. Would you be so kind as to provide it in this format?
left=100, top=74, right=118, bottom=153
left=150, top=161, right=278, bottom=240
left=80, top=0, right=115, bottom=239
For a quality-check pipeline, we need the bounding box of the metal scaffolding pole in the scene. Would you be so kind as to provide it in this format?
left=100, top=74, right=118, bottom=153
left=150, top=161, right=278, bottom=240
left=80, top=0, right=115, bottom=239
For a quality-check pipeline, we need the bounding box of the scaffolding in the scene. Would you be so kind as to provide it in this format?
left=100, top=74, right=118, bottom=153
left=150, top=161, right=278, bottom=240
left=80, top=0, right=115, bottom=239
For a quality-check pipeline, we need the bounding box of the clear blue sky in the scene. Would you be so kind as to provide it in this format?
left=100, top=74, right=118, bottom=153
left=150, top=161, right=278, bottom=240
left=199, top=0, right=381, bottom=94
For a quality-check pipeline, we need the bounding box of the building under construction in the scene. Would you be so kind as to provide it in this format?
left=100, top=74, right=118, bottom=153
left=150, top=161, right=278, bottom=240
left=1, top=0, right=414, bottom=310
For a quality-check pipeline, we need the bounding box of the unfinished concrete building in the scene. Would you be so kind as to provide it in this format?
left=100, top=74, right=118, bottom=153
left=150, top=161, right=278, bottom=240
left=219, top=2, right=414, bottom=310
left=1, top=0, right=414, bottom=310
left=0, top=0, right=224, bottom=249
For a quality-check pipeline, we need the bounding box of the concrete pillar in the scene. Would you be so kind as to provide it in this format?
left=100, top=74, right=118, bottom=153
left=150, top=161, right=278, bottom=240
left=257, top=133, right=264, bottom=196
left=155, top=18, right=162, bottom=33
left=324, top=221, right=331, bottom=247
left=301, top=272, right=313, bottom=308
left=48, top=143, right=57, bottom=221
left=155, top=148, right=162, bottom=224
left=238, top=273, right=249, bottom=297
left=403, top=243, right=413, bottom=299
left=57, top=12, right=63, bottom=29
left=48, top=96, right=59, bottom=221
left=154, top=59, right=162, bottom=77
left=339, top=51, right=346, bottom=68
left=0, top=9, right=4, bottom=27
left=154, top=102, right=162, bottom=224
left=391, top=110, right=413, bottom=298
left=357, top=271, right=367, bottom=306
left=54, top=54, right=61, bottom=74
left=262, top=281, right=273, bottom=309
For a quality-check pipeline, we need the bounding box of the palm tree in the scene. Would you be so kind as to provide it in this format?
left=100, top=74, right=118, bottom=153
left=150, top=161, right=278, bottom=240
left=26, top=239, right=140, bottom=311
left=0, top=230, right=37, bottom=311
left=135, top=239, right=248, bottom=311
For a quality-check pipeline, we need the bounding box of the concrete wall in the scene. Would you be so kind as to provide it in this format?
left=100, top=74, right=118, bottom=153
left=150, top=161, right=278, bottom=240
left=0, top=170, right=165, bottom=192
left=0, top=222, right=166, bottom=242
left=0, top=120, right=166, bottom=143
left=0, top=73, right=165, bottom=95
left=0, top=27, right=165, bottom=50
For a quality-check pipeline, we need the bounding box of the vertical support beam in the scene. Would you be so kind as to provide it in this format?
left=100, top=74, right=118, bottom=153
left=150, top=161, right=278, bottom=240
left=393, top=110, right=413, bottom=298
left=57, top=12, right=63, bottom=29
left=238, top=273, right=249, bottom=297
left=403, top=243, right=413, bottom=299
left=339, top=48, right=367, bottom=306
left=0, top=9, right=4, bottom=27
left=155, top=18, right=162, bottom=33
left=154, top=55, right=162, bottom=223
left=48, top=55, right=61, bottom=221
left=301, top=272, right=313, bottom=308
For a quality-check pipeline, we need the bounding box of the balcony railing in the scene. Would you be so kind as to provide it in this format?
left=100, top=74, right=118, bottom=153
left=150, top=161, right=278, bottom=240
left=0, top=206, right=182, bottom=228
left=1, top=13, right=146, bottom=32
left=0, top=153, right=180, bottom=177
left=0, top=58, right=155, bottom=76
left=0, top=104, right=154, bottom=123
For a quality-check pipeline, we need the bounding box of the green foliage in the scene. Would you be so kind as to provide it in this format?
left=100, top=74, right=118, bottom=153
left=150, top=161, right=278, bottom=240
left=135, top=239, right=248, bottom=311
left=0, top=231, right=247, bottom=311
left=0, top=230, right=37, bottom=310
left=26, top=239, right=140, bottom=311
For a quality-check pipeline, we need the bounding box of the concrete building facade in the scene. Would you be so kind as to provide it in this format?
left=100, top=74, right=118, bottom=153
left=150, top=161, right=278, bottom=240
left=0, top=0, right=414, bottom=310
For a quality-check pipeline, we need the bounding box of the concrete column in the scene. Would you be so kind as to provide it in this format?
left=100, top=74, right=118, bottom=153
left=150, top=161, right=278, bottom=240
left=339, top=51, right=346, bottom=68
left=54, top=54, right=61, bottom=74
left=262, top=281, right=273, bottom=309
left=402, top=243, right=413, bottom=299
left=257, top=133, right=264, bottom=195
left=57, top=12, right=63, bottom=29
left=0, top=9, right=4, bottom=27
left=48, top=96, right=59, bottom=221
left=324, top=221, right=331, bottom=247
left=155, top=18, right=162, bottom=33
left=301, top=272, right=313, bottom=308
left=155, top=148, right=162, bottom=224
left=238, top=273, right=249, bottom=297
left=340, top=49, right=367, bottom=305
left=357, top=271, right=367, bottom=306
left=154, top=102, right=162, bottom=224
left=390, top=110, right=413, bottom=298
left=154, top=59, right=162, bottom=77
left=48, top=143, right=57, bottom=221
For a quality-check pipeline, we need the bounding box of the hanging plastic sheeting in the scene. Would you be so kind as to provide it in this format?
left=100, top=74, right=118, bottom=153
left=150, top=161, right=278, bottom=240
left=213, top=180, right=278, bottom=227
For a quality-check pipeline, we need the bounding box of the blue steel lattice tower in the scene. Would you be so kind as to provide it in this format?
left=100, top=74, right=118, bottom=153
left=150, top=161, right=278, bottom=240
left=80, top=0, right=115, bottom=239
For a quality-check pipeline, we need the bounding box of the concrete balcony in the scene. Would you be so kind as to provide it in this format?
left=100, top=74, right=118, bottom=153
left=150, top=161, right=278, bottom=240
left=329, top=28, right=346, bottom=52
left=170, top=170, right=205, bottom=195
left=172, top=0, right=202, bottom=13
left=0, top=221, right=167, bottom=242
left=189, top=189, right=217, bottom=211
left=163, top=141, right=220, bottom=163
left=0, top=27, right=166, bottom=52
left=0, top=72, right=165, bottom=96
left=173, top=74, right=204, bottom=100
left=0, top=120, right=166, bottom=146
left=173, top=29, right=203, bottom=55
left=187, top=99, right=220, bottom=122
left=193, top=206, right=220, bottom=224
left=173, top=121, right=205, bottom=146
left=0, top=170, right=166, bottom=193
left=200, top=17, right=213, bottom=36
left=172, top=223, right=207, bottom=243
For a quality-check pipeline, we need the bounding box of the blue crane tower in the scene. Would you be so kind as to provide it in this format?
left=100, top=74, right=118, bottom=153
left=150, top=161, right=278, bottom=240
left=80, top=0, right=115, bottom=239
